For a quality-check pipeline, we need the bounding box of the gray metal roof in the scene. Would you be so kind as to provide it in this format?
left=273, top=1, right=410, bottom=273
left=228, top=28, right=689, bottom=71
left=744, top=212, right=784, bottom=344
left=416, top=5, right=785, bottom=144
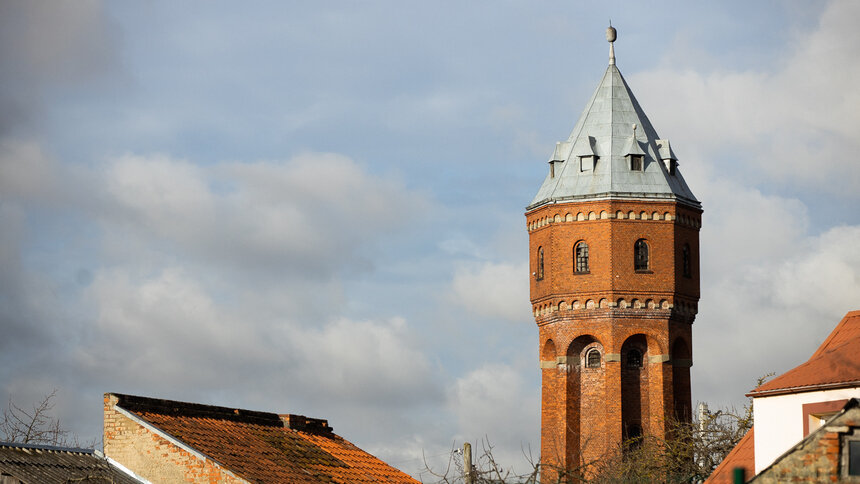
left=528, top=62, right=700, bottom=210
left=0, top=442, right=145, bottom=483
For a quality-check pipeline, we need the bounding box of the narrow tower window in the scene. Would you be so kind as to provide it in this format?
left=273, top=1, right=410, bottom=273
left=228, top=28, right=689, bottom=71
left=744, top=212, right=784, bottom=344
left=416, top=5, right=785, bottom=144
left=536, top=246, right=544, bottom=280
left=682, top=244, right=691, bottom=278
left=634, top=239, right=649, bottom=272
left=574, top=242, right=589, bottom=273
left=585, top=348, right=601, bottom=368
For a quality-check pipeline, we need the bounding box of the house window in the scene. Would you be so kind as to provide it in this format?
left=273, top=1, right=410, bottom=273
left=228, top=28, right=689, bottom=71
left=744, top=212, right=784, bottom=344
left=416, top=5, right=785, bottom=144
left=536, top=247, right=544, bottom=281
left=849, top=440, right=860, bottom=476
left=585, top=348, right=601, bottom=368
left=803, top=400, right=848, bottom=436
left=574, top=242, right=589, bottom=273
left=630, top=155, right=643, bottom=171
left=634, top=239, right=649, bottom=271
left=627, top=349, right=643, bottom=368
left=682, top=244, right=691, bottom=278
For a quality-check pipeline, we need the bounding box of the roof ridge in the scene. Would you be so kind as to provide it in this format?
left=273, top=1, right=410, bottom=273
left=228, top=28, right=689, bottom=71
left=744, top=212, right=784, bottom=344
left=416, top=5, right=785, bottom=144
left=0, top=441, right=96, bottom=454
left=810, top=311, right=860, bottom=359
left=113, top=392, right=283, bottom=427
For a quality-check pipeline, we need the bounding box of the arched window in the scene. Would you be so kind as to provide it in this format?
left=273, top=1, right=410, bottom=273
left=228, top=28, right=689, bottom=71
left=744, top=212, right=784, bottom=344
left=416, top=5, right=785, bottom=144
left=627, top=349, right=643, bottom=368
left=574, top=242, right=589, bottom=273
left=536, top=247, right=544, bottom=280
left=634, top=239, right=649, bottom=271
left=585, top=348, right=601, bottom=368
left=682, top=243, right=691, bottom=278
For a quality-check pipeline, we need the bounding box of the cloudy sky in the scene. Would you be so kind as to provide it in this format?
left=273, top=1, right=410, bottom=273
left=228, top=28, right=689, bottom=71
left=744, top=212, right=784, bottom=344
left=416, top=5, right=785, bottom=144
left=1, top=0, right=859, bottom=478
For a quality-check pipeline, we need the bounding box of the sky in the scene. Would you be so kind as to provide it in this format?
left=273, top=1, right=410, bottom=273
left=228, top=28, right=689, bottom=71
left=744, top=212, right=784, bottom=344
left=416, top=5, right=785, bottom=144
left=1, top=0, right=859, bottom=479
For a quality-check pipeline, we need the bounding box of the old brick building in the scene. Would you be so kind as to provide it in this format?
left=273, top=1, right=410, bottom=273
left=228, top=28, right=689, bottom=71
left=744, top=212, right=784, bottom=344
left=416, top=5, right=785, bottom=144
left=103, top=393, right=419, bottom=483
left=526, top=27, right=701, bottom=479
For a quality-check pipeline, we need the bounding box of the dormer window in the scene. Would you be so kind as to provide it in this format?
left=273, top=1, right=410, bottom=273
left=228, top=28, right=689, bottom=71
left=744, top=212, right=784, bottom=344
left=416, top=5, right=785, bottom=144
left=549, top=159, right=562, bottom=178
left=666, top=159, right=677, bottom=176
left=580, top=155, right=596, bottom=172
left=623, top=125, right=646, bottom=172
left=656, top=139, right=678, bottom=176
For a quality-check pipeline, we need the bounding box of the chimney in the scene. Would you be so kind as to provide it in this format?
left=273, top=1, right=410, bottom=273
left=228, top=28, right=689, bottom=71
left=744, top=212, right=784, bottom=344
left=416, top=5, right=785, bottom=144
left=279, top=414, right=333, bottom=434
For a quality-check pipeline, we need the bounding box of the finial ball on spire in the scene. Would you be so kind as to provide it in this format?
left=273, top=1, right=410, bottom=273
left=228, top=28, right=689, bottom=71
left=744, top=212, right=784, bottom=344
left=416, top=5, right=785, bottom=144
left=606, top=26, right=617, bottom=43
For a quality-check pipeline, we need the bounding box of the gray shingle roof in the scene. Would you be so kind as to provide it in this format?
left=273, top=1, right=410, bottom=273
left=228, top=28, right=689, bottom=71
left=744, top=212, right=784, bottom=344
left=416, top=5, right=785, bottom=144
left=528, top=63, right=700, bottom=210
left=0, top=442, right=144, bottom=484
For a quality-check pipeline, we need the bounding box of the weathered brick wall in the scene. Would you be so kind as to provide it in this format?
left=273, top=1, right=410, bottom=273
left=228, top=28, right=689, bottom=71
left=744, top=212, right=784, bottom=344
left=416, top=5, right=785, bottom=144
left=529, top=200, right=700, bottom=478
left=103, top=394, right=247, bottom=484
left=752, top=432, right=848, bottom=484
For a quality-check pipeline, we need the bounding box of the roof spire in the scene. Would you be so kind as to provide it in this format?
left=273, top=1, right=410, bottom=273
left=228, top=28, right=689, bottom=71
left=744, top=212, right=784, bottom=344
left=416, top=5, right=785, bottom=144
left=606, top=23, right=617, bottom=65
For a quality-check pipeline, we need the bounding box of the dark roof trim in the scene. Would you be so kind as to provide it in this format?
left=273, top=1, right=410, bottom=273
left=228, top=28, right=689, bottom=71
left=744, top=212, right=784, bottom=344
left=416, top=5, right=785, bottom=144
left=526, top=194, right=703, bottom=214
left=113, top=392, right=283, bottom=427
left=0, top=441, right=95, bottom=454
left=746, top=379, right=860, bottom=398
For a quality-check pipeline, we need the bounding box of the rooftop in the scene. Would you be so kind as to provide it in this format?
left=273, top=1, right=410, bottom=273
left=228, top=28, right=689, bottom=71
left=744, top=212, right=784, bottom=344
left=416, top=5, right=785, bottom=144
left=528, top=27, right=699, bottom=211
left=0, top=441, right=143, bottom=484
left=748, top=310, right=860, bottom=397
left=111, top=393, right=419, bottom=484
left=704, top=426, right=755, bottom=484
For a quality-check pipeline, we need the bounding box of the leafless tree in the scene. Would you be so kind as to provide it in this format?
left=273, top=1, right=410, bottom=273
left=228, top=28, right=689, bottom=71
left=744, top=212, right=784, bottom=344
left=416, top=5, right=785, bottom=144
left=0, top=389, right=98, bottom=449
left=423, top=396, right=758, bottom=484
left=0, top=389, right=70, bottom=445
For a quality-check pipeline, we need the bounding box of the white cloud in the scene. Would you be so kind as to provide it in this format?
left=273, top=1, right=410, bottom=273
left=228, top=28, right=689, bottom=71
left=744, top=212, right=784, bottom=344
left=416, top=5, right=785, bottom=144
left=450, top=262, right=530, bottom=323
left=100, top=151, right=425, bottom=277
left=631, top=0, right=860, bottom=194
left=447, top=363, right=540, bottom=471
left=291, top=316, right=442, bottom=406
left=695, top=204, right=860, bottom=406
left=0, top=140, right=63, bottom=202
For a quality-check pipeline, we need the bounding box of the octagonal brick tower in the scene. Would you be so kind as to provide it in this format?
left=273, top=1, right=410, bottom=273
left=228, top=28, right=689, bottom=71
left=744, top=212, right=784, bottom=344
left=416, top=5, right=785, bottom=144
left=526, top=27, right=702, bottom=479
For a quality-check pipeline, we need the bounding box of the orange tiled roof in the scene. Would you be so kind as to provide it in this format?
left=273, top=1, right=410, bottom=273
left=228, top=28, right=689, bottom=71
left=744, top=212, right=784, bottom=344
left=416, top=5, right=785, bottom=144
left=704, top=426, right=754, bottom=484
left=114, top=393, right=419, bottom=484
left=748, top=310, right=860, bottom=397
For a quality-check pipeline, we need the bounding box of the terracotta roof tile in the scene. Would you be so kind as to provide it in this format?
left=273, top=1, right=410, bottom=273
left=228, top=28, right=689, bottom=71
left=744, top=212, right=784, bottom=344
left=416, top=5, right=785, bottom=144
left=114, top=393, right=418, bottom=484
left=749, top=310, right=860, bottom=396
left=704, top=426, right=754, bottom=484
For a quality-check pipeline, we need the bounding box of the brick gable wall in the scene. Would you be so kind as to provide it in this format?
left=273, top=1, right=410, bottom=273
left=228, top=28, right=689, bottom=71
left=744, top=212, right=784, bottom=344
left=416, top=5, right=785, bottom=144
left=103, top=394, right=246, bottom=484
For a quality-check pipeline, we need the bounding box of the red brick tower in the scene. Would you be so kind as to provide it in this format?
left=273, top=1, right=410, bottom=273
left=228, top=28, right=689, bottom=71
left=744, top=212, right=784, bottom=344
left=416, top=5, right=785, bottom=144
left=526, top=27, right=701, bottom=480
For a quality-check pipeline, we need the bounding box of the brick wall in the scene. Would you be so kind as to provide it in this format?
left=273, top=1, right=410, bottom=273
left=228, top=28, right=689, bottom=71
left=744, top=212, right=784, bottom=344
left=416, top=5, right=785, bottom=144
left=528, top=200, right=700, bottom=478
left=103, top=394, right=246, bottom=484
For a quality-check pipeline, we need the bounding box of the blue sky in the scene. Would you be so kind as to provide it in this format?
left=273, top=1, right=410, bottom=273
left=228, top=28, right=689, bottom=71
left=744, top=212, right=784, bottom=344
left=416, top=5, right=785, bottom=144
left=2, top=1, right=859, bottom=478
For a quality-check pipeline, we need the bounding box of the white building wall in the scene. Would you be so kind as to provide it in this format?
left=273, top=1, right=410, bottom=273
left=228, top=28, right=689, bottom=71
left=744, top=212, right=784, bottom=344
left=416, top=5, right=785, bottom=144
left=753, top=387, right=860, bottom=473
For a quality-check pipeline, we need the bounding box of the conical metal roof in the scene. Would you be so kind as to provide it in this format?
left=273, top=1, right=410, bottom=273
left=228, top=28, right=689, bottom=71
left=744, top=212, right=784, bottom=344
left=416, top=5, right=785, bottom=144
left=528, top=62, right=700, bottom=210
